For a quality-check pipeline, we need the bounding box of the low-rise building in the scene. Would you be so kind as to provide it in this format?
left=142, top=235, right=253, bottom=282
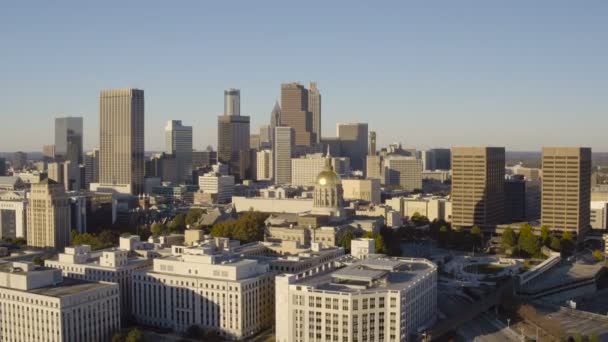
left=0, top=190, right=27, bottom=239
left=0, top=261, right=120, bottom=342
left=386, top=195, right=450, bottom=222
left=199, top=168, right=235, bottom=204
left=342, top=178, right=381, bottom=204
left=590, top=201, right=608, bottom=229
left=132, top=244, right=275, bottom=339
left=44, top=240, right=152, bottom=319
left=275, top=256, right=438, bottom=342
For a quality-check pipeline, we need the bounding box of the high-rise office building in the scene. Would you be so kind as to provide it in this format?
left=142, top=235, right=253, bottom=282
left=291, top=154, right=351, bottom=187
left=256, top=150, right=273, bottom=181
left=11, top=151, right=27, bottom=171
left=337, top=123, right=369, bottom=172
left=541, top=147, right=591, bottom=236
left=421, top=148, right=451, bottom=171
left=451, top=147, right=505, bottom=230
left=42, top=144, right=56, bottom=161
left=26, top=179, right=71, bottom=250
left=308, top=81, right=321, bottom=144
left=217, top=115, right=250, bottom=181
left=369, top=131, right=377, bottom=156
left=99, top=88, right=145, bottom=194
left=384, top=156, right=423, bottom=191
left=366, top=155, right=385, bottom=184
left=259, top=125, right=272, bottom=149
left=55, top=116, right=83, bottom=164
left=224, top=88, right=240, bottom=116
left=165, top=120, right=193, bottom=183
left=84, top=148, right=100, bottom=188
left=270, top=101, right=281, bottom=129
left=274, top=127, right=294, bottom=185
left=280, top=83, right=313, bottom=147
left=47, top=162, right=64, bottom=184
left=192, top=150, right=217, bottom=169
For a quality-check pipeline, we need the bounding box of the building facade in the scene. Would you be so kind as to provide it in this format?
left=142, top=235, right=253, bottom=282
left=308, top=82, right=321, bottom=144
left=256, top=150, right=273, bottom=181
left=0, top=262, right=120, bottom=342
left=275, top=256, right=437, bottom=342
left=199, top=169, right=235, bottom=204
left=218, top=115, right=251, bottom=181
left=291, top=154, right=350, bottom=187
left=274, top=127, right=294, bottom=185
left=99, top=88, right=145, bottom=194
left=280, top=83, right=314, bottom=147
left=541, top=147, right=591, bottom=235
left=26, top=179, right=71, bottom=250
left=342, top=178, right=381, bottom=204
left=451, top=147, right=505, bottom=230
left=55, top=116, right=83, bottom=164
left=224, top=88, right=241, bottom=116
left=337, top=123, right=368, bottom=172
left=165, top=120, right=193, bottom=183
left=0, top=191, right=26, bottom=239
left=132, top=245, right=275, bottom=340
left=384, top=156, right=423, bottom=191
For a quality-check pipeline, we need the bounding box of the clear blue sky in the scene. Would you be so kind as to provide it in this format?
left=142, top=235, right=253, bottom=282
left=1, top=1, right=607, bottom=152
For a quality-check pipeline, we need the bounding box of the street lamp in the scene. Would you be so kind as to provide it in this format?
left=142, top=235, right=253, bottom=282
left=507, top=318, right=511, bottom=329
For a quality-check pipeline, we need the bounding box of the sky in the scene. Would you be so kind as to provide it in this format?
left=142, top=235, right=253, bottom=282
left=0, top=1, right=607, bottom=152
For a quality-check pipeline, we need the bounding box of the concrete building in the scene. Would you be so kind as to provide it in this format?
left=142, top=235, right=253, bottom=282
left=256, top=149, right=273, bottom=181
left=351, top=238, right=376, bottom=259
left=84, top=148, right=100, bottom=188
left=337, top=123, right=368, bottom=172
left=384, top=156, right=423, bottom=191
left=308, top=82, right=322, bottom=144
left=342, top=178, right=381, bottom=204
left=0, top=261, right=120, bottom=342
left=291, top=154, right=351, bottom=187
left=0, top=191, right=27, bottom=239
left=218, top=114, right=250, bottom=181
left=27, top=179, right=71, bottom=250
left=199, top=167, right=235, bottom=204
left=274, top=126, right=294, bottom=185
left=505, top=175, right=541, bottom=222
left=99, top=88, right=145, bottom=195
left=55, top=116, right=83, bottom=164
left=192, top=150, right=218, bottom=170
left=451, top=147, right=505, bottom=230
left=541, top=147, right=592, bottom=236
left=590, top=201, right=608, bottom=229
left=45, top=240, right=152, bottom=319
left=280, top=82, right=314, bottom=147
left=506, top=164, right=541, bottom=182
left=386, top=195, right=450, bottom=222
left=224, top=88, right=240, bottom=116
left=47, top=162, right=64, bottom=184
left=11, top=151, right=27, bottom=171
left=275, top=256, right=437, bottom=342
left=369, top=131, right=377, bottom=156
left=42, top=144, right=56, bottom=161
left=421, top=148, right=451, bottom=171
left=132, top=244, right=275, bottom=339
left=232, top=196, right=313, bottom=214
left=165, top=120, right=193, bottom=183
left=145, top=152, right=178, bottom=184
left=366, top=155, right=385, bottom=184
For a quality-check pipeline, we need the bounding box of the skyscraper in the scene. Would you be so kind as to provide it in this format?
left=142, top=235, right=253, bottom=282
left=99, top=88, right=145, bottom=194
left=224, top=88, right=241, bottom=116
left=84, top=148, right=100, bottom=188
left=11, top=151, right=27, bottom=171
left=451, top=147, right=505, bottom=230
left=384, top=156, right=423, bottom=191
left=55, top=116, right=83, bottom=164
left=42, top=144, right=56, bottom=161
left=337, top=123, right=369, bottom=172
left=26, top=179, right=71, bottom=250
left=541, top=147, right=591, bottom=236
left=280, top=83, right=313, bottom=147
left=256, top=150, right=273, bottom=181
left=270, top=101, right=281, bottom=129
left=308, top=82, right=321, bottom=144
left=368, top=131, right=377, bottom=156
left=273, top=127, right=294, bottom=185
left=217, top=116, right=250, bottom=181
left=165, top=120, right=193, bottom=183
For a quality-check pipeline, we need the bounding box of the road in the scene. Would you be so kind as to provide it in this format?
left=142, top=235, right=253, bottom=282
left=458, top=313, right=519, bottom=342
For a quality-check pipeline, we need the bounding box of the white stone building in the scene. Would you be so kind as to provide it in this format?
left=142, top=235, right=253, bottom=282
left=132, top=243, right=275, bottom=340
left=199, top=169, right=235, bottom=204
left=0, top=190, right=26, bottom=239
left=342, top=178, right=381, bottom=204
left=0, top=261, right=120, bottom=342
left=45, top=240, right=152, bottom=319
left=275, top=256, right=437, bottom=342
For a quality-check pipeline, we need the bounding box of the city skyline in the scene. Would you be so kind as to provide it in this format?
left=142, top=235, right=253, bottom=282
left=2, top=2, right=608, bottom=152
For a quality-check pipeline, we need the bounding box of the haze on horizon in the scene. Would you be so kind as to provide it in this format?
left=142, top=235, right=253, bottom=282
left=1, top=1, right=607, bottom=152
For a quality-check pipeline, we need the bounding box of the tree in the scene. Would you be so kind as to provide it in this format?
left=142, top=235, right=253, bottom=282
left=125, top=328, right=143, bottom=342
left=589, top=334, right=600, bottom=342
left=501, top=227, right=516, bottom=248
left=518, top=226, right=540, bottom=257
left=573, top=332, right=584, bottom=342
left=519, top=223, right=534, bottom=238
left=151, top=222, right=168, bottom=236
left=169, top=213, right=187, bottom=233
left=32, top=256, right=44, bottom=266
left=562, top=231, right=573, bottom=241
left=540, top=225, right=550, bottom=246
left=592, top=250, right=603, bottom=261
left=340, top=230, right=356, bottom=253
left=111, top=331, right=126, bottom=342
left=185, top=209, right=205, bottom=227
left=561, top=231, right=575, bottom=256
left=438, top=226, right=449, bottom=247
left=470, top=225, right=482, bottom=247
left=374, top=234, right=386, bottom=254
left=410, top=212, right=430, bottom=227
left=549, top=236, right=561, bottom=251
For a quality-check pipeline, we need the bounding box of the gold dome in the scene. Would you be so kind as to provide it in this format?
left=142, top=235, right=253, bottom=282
left=316, top=169, right=341, bottom=186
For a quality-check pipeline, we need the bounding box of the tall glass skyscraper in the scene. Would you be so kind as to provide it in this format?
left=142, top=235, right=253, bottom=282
left=55, top=117, right=83, bottom=164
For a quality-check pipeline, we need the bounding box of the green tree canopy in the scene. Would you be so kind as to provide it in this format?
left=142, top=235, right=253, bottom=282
left=151, top=222, right=169, bottom=236
left=185, top=209, right=205, bottom=227
left=339, top=230, right=356, bottom=253
left=550, top=236, right=561, bottom=251
left=169, top=213, right=187, bottom=233
left=209, top=211, right=269, bottom=243
left=562, top=231, right=573, bottom=241
left=501, top=227, right=517, bottom=248
left=125, top=328, right=144, bottom=342
left=519, top=223, right=534, bottom=238
left=470, top=225, right=482, bottom=236
left=540, top=225, right=550, bottom=246
left=518, top=230, right=540, bottom=257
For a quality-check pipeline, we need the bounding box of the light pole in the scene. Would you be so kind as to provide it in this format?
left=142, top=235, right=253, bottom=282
left=507, top=318, right=510, bottom=329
